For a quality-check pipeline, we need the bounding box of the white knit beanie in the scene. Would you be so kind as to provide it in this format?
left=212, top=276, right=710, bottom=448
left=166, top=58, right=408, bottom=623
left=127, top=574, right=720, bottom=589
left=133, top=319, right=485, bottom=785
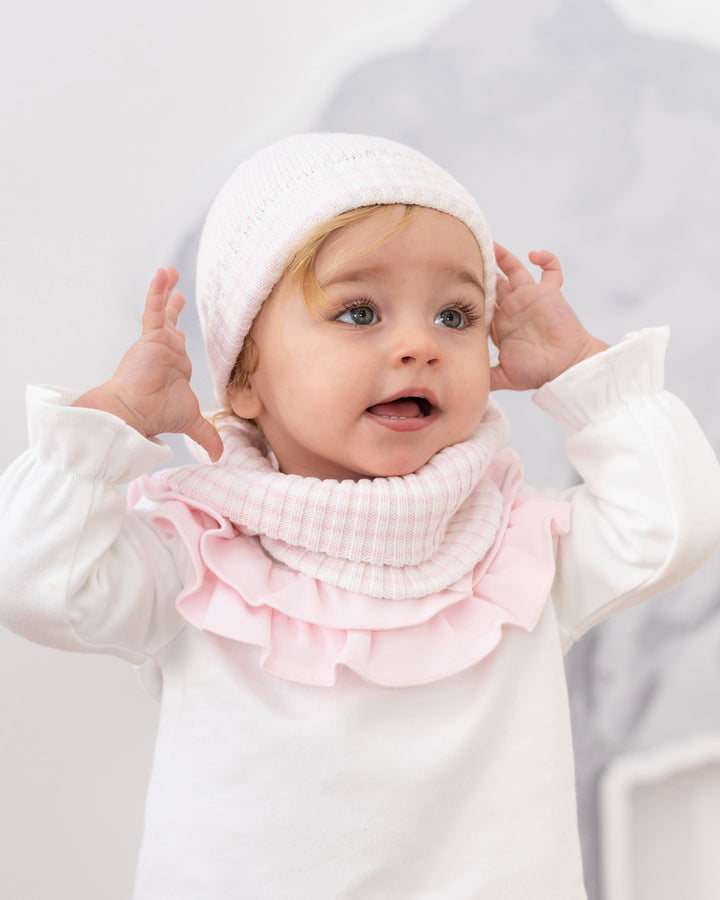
left=196, top=132, right=496, bottom=404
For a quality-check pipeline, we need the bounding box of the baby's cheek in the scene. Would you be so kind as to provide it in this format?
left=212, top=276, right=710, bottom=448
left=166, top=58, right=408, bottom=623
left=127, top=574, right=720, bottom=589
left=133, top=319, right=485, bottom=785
left=460, top=363, right=491, bottom=397
left=463, top=375, right=492, bottom=423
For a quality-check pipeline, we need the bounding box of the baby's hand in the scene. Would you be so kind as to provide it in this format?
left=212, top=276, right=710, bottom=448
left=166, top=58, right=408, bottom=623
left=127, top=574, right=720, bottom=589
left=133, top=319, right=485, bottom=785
left=73, top=268, right=223, bottom=461
left=489, top=244, right=608, bottom=392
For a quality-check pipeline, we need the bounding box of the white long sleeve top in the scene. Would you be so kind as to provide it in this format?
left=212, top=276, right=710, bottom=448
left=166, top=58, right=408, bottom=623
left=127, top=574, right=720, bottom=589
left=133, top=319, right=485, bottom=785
left=1, top=328, right=719, bottom=899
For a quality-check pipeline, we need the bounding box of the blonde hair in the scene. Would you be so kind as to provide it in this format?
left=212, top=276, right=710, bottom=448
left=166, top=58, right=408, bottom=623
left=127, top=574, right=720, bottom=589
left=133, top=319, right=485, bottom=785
left=217, top=204, right=416, bottom=424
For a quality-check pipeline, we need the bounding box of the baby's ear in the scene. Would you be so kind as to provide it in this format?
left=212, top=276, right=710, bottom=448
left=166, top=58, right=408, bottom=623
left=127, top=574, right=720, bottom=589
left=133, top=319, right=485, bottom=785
left=228, top=382, right=264, bottom=420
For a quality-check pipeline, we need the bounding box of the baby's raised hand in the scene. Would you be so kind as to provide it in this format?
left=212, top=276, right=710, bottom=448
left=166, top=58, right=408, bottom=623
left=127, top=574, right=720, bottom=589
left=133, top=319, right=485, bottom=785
left=489, top=245, right=608, bottom=392
left=73, top=268, right=223, bottom=461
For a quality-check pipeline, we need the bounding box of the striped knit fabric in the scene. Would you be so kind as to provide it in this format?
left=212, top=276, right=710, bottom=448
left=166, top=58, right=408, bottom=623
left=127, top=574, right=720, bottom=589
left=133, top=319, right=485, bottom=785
left=149, top=402, right=510, bottom=600
left=196, top=133, right=496, bottom=403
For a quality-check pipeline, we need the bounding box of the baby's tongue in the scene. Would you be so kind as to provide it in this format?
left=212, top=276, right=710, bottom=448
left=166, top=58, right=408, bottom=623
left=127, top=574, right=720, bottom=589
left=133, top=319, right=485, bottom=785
left=367, top=398, right=422, bottom=418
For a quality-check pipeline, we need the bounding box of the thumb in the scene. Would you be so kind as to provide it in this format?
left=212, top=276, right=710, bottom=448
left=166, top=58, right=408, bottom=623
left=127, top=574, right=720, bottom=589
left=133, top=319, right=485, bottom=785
left=186, top=414, right=224, bottom=462
left=489, top=365, right=516, bottom=392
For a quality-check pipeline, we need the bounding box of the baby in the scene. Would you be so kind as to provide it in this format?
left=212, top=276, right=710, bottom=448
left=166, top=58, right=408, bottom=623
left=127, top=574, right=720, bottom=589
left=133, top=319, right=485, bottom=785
left=1, top=133, right=719, bottom=899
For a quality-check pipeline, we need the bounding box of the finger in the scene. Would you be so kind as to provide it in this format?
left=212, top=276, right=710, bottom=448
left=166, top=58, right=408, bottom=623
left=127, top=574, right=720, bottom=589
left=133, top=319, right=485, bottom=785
left=186, top=415, right=224, bottom=462
left=493, top=267, right=511, bottom=308
left=165, top=266, right=180, bottom=295
left=166, top=291, right=186, bottom=328
left=528, top=250, right=563, bottom=288
left=489, top=364, right=517, bottom=392
left=142, top=269, right=171, bottom=332
left=494, top=242, right=535, bottom=287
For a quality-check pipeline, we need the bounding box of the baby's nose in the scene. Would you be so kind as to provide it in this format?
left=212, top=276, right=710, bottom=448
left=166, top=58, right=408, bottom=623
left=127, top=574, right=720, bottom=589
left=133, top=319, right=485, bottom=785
left=391, top=323, right=441, bottom=366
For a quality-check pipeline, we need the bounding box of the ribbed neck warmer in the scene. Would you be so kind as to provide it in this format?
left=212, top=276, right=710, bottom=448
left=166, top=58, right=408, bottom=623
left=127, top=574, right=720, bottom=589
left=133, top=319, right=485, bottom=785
left=148, top=402, right=510, bottom=600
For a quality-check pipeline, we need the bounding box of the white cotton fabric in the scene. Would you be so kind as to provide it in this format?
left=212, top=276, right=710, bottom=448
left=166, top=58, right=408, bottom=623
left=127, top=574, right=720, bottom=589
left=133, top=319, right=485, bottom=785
left=1, top=329, right=720, bottom=899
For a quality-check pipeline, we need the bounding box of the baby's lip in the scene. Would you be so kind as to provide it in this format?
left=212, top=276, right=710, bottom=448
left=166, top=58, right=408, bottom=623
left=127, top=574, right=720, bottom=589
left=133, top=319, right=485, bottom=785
left=366, top=388, right=439, bottom=419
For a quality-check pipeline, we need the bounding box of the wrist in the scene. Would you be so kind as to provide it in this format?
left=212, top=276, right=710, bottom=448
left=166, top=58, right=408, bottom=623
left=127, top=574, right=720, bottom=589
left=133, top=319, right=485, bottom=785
left=72, top=384, right=151, bottom=438
left=577, top=336, right=610, bottom=363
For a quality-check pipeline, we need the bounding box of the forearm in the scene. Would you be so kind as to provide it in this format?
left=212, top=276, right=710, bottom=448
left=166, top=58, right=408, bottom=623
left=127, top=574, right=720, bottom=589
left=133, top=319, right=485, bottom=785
left=535, top=328, right=720, bottom=645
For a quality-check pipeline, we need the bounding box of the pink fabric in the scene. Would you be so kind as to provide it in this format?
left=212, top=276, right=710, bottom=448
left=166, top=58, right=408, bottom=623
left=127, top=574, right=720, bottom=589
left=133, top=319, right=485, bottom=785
left=144, top=459, right=570, bottom=687
left=142, top=403, right=511, bottom=600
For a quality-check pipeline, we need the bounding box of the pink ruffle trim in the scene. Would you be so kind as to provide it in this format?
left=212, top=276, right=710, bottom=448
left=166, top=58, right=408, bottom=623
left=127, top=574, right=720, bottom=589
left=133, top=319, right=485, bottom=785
left=142, top=462, right=570, bottom=687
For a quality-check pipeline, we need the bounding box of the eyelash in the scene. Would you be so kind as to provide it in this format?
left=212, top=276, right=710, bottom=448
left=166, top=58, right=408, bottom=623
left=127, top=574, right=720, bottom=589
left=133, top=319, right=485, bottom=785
left=335, top=298, right=482, bottom=329
left=335, top=297, right=379, bottom=324
left=443, top=301, right=482, bottom=329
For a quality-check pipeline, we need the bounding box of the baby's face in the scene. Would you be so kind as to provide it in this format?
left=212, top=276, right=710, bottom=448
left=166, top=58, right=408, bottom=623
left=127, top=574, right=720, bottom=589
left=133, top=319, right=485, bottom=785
left=231, top=205, right=491, bottom=480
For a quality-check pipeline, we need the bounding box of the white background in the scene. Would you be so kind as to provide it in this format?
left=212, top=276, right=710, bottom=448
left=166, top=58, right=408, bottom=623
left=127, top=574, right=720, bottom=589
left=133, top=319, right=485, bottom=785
left=1, top=1, right=719, bottom=897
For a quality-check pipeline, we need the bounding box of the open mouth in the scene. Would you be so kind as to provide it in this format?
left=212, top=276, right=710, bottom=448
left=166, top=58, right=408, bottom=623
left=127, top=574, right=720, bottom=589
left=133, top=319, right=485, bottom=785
left=366, top=396, right=435, bottom=419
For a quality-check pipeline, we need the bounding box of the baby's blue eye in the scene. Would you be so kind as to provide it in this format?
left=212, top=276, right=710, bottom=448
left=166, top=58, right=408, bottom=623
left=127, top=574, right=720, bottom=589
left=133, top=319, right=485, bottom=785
left=434, top=309, right=465, bottom=329
left=337, top=305, right=378, bottom=326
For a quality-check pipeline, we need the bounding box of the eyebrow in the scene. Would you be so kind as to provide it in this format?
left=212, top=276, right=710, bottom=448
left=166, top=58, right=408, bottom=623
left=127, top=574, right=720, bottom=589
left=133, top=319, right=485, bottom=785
left=451, top=267, right=485, bottom=296
left=319, top=265, right=383, bottom=288
left=320, top=264, right=485, bottom=296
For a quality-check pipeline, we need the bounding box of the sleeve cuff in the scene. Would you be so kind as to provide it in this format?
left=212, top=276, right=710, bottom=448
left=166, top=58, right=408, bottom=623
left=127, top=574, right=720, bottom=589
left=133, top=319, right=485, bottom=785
left=532, top=327, right=670, bottom=428
left=26, top=385, right=173, bottom=483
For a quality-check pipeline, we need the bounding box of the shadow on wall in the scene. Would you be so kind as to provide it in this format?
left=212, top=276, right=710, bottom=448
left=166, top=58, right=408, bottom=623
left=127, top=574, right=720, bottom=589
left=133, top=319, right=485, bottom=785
left=174, top=1, right=720, bottom=896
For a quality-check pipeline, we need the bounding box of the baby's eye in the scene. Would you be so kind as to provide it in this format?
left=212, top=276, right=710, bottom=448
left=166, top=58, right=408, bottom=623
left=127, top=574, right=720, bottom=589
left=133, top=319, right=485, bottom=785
left=434, top=308, right=466, bottom=329
left=336, top=305, right=378, bottom=326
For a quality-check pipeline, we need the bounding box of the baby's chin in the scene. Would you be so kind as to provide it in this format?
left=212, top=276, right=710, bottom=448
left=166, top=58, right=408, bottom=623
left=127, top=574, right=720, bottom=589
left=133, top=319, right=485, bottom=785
left=366, top=429, right=489, bottom=480
left=276, top=430, right=481, bottom=481
left=362, top=449, right=453, bottom=481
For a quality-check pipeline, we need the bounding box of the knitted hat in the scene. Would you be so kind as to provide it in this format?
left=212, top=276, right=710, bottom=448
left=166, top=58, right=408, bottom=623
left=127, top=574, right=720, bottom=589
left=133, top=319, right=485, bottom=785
left=196, top=132, right=496, bottom=404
